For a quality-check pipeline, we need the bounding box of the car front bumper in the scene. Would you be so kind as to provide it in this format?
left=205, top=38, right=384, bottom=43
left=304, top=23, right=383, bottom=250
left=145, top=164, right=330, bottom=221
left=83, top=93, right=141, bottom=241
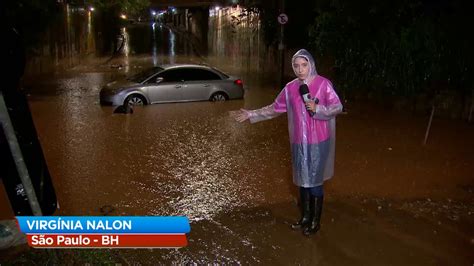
left=99, top=90, right=125, bottom=106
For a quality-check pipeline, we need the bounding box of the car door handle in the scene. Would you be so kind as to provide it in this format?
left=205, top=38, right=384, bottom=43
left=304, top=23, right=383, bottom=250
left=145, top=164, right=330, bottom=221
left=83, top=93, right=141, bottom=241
left=175, top=85, right=181, bottom=88
left=204, top=84, right=210, bottom=87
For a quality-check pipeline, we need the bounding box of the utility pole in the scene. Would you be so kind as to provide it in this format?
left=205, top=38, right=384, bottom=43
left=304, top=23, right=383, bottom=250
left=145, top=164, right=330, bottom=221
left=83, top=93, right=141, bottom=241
left=0, top=92, right=43, bottom=216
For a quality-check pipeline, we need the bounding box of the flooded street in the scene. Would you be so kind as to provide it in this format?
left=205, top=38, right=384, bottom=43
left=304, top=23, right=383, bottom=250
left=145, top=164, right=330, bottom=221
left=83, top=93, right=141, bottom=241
left=5, top=5, right=473, bottom=265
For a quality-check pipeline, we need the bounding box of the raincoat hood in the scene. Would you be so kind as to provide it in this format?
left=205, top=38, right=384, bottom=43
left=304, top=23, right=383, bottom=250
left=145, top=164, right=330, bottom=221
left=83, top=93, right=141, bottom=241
left=292, top=49, right=318, bottom=84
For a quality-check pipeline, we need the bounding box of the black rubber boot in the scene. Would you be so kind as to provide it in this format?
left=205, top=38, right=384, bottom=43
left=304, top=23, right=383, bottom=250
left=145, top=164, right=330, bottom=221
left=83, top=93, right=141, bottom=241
left=303, top=195, right=323, bottom=236
left=291, top=188, right=311, bottom=230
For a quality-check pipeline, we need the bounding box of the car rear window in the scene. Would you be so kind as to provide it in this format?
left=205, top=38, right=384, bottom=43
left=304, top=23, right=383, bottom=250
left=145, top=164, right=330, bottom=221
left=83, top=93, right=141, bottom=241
left=211, top=67, right=229, bottom=79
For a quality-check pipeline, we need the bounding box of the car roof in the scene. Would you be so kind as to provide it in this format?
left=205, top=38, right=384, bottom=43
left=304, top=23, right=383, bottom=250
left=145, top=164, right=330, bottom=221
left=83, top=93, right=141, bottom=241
left=160, top=64, right=213, bottom=70
left=154, top=64, right=230, bottom=79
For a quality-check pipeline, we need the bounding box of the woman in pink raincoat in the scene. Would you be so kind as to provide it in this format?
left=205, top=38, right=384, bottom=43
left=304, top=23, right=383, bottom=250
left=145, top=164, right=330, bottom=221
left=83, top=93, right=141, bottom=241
left=231, top=49, right=343, bottom=236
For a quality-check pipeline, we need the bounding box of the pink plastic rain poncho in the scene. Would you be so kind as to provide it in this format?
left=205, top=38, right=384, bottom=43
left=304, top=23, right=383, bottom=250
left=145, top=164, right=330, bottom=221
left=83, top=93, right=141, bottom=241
left=248, top=49, right=343, bottom=187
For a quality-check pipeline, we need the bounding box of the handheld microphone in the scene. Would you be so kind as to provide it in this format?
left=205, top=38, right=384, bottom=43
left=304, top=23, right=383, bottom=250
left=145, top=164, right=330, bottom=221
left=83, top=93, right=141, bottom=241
left=299, top=84, right=318, bottom=116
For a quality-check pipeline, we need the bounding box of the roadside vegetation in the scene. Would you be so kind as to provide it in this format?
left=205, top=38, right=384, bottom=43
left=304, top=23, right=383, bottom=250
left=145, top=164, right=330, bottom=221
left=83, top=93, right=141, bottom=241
left=307, top=0, right=473, bottom=118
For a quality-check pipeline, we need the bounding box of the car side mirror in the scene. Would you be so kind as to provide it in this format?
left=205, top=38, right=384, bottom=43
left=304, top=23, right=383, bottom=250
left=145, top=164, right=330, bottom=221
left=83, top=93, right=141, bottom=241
left=155, top=77, right=164, bottom=83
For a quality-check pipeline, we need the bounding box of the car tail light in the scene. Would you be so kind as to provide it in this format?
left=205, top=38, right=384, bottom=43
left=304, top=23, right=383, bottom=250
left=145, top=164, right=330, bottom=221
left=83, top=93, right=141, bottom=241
left=234, top=79, right=243, bottom=87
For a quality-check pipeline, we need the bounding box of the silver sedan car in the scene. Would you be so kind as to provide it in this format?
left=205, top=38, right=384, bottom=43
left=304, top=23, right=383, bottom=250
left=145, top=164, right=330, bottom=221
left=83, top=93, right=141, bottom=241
left=100, top=64, right=244, bottom=106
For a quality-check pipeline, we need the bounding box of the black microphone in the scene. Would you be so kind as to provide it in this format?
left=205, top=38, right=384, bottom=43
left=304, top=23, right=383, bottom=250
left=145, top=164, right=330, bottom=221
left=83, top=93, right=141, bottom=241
left=299, top=84, right=318, bottom=116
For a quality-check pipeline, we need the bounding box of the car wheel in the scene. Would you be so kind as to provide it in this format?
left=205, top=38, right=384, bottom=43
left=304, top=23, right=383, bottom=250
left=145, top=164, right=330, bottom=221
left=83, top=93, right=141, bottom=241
left=125, top=94, right=146, bottom=106
left=210, top=92, right=228, bottom=102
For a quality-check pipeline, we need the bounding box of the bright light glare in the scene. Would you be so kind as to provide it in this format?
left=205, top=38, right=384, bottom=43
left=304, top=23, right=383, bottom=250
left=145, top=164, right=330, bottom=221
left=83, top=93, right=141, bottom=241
left=120, top=14, right=127, bottom=19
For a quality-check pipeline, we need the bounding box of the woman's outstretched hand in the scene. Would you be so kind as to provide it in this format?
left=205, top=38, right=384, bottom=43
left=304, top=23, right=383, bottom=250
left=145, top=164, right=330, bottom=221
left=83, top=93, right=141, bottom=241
left=229, top=108, right=251, bottom=123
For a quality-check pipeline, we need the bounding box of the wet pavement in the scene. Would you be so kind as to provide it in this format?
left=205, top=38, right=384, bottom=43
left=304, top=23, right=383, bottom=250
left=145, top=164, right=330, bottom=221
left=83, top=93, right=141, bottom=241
left=2, top=6, right=473, bottom=265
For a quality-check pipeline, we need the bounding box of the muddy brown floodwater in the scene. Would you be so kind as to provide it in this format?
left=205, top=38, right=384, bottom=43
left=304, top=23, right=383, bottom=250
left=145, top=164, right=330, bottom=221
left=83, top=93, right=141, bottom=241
left=8, top=57, right=471, bottom=264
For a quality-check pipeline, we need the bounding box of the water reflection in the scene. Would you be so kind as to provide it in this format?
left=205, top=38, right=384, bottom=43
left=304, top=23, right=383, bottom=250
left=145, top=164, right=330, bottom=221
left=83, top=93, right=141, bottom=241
left=86, top=11, right=95, bottom=53
left=152, top=23, right=158, bottom=66
left=120, top=27, right=130, bottom=72
left=207, top=5, right=276, bottom=88
left=169, top=28, right=176, bottom=63
left=25, top=3, right=278, bottom=87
